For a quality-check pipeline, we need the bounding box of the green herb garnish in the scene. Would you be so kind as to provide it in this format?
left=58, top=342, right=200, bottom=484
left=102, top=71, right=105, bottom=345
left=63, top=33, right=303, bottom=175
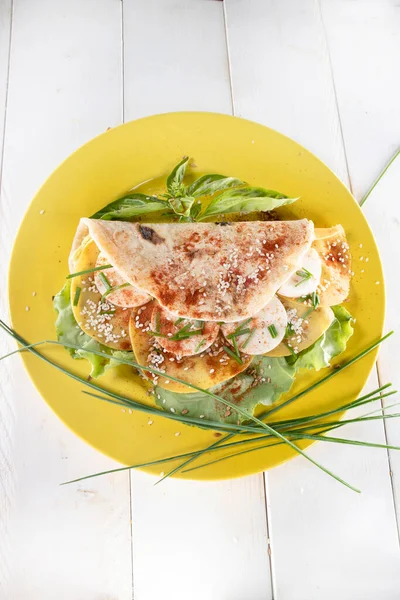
left=195, top=340, right=206, bottom=353
left=155, top=310, right=161, bottom=333
left=101, top=282, right=131, bottom=302
left=223, top=345, right=243, bottom=365
left=226, top=328, right=251, bottom=339
left=98, top=272, right=111, bottom=290
left=242, top=328, right=256, bottom=349
left=73, top=286, right=81, bottom=306
left=0, top=319, right=394, bottom=493
left=294, top=267, right=314, bottom=287
left=268, top=324, right=278, bottom=338
left=66, top=264, right=112, bottom=279
left=174, top=317, right=184, bottom=326
left=285, top=323, right=295, bottom=338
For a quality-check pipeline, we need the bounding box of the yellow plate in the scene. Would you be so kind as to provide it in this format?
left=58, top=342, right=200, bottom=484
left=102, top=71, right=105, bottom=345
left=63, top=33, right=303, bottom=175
left=8, top=112, right=385, bottom=480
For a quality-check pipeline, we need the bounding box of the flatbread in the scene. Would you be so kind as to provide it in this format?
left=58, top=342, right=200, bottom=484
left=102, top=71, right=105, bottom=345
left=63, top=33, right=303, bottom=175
left=81, top=218, right=314, bottom=323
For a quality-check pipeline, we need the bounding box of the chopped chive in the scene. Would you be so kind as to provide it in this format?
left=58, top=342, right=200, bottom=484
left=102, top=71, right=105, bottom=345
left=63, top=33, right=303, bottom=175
left=73, top=286, right=82, bottom=306
left=66, top=264, right=112, bottom=279
left=101, top=282, right=131, bottom=302
left=195, top=340, right=206, bottom=353
left=268, top=324, right=278, bottom=339
left=285, top=323, right=295, bottom=338
left=242, top=327, right=256, bottom=349
left=226, top=328, right=251, bottom=339
left=286, top=343, right=297, bottom=357
left=170, top=328, right=203, bottom=341
left=294, top=267, right=313, bottom=287
left=98, top=272, right=111, bottom=291
left=146, top=330, right=167, bottom=337
left=99, top=310, right=115, bottom=315
left=155, top=310, right=161, bottom=333
left=174, top=317, right=184, bottom=326
left=223, top=345, right=243, bottom=365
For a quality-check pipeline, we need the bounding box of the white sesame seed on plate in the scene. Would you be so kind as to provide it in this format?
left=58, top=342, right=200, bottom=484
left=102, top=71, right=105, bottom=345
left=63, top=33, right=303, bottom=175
left=32, top=291, right=36, bottom=297
left=25, top=306, right=30, bottom=312
left=39, top=209, right=45, bottom=215
left=148, top=419, right=153, bottom=425
left=175, top=432, right=181, bottom=437
left=160, top=471, right=165, bottom=477
left=375, top=281, right=380, bottom=285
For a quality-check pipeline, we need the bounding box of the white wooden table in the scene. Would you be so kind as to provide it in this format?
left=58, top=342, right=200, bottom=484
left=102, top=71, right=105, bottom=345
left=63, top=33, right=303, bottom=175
left=1, top=1, right=400, bottom=598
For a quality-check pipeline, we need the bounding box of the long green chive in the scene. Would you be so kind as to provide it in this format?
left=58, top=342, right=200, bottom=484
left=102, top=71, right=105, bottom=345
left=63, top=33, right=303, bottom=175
left=295, top=267, right=313, bottom=287
left=0, top=323, right=281, bottom=435
left=101, top=282, right=131, bottom=302
left=223, top=345, right=243, bottom=365
left=146, top=330, right=167, bottom=338
left=163, top=332, right=393, bottom=479
left=242, top=328, right=256, bottom=349
left=0, top=320, right=394, bottom=490
left=360, top=147, right=400, bottom=206
left=174, top=317, right=184, bottom=326
left=60, top=387, right=397, bottom=485
left=66, top=264, right=112, bottom=279
left=73, top=286, right=82, bottom=306
left=98, top=272, right=111, bottom=290
left=268, top=324, right=278, bottom=339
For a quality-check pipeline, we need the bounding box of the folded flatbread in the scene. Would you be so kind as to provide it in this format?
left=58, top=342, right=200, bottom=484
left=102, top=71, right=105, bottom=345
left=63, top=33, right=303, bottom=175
left=73, top=218, right=314, bottom=322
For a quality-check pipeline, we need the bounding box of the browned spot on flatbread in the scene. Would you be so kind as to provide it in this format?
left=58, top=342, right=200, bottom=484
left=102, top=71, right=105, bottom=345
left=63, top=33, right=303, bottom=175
left=138, top=225, right=165, bottom=245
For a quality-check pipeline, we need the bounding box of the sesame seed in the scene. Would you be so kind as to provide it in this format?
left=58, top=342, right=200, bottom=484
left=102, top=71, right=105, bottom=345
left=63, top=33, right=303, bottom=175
left=375, top=281, right=380, bottom=285
left=128, top=409, right=132, bottom=414
left=148, top=419, right=153, bottom=425
left=170, top=406, right=175, bottom=412
left=121, top=409, right=125, bottom=413
left=160, top=471, right=165, bottom=477
left=365, top=257, right=369, bottom=262
left=32, top=292, right=36, bottom=297
left=209, top=368, right=215, bottom=374
left=360, top=256, right=364, bottom=261
left=175, top=432, right=181, bottom=437
left=165, top=380, right=170, bottom=384
left=25, top=306, right=30, bottom=311
left=199, top=415, right=205, bottom=419
left=359, top=243, right=363, bottom=248
left=39, top=209, right=45, bottom=215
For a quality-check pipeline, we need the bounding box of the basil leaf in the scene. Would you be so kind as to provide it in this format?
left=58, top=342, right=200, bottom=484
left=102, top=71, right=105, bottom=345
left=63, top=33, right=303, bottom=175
left=199, top=186, right=298, bottom=219
left=187, top=174, right=245, bottom=197
left=166, top=156, right=189, bottom=197
left=91, top=194, right=168, bottom=220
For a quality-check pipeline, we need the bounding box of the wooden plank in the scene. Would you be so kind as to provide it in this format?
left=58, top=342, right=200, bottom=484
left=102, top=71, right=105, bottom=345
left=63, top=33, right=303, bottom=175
left=224, top=0, right=349, bottom=184
left=0, top=1, right=133, bottom=598
left=320, top=0, right=400, bottom=540
left=123, top=2, right=272, bottom=598
left=0, top=2, right=13, bottom=596
left=225, top=0, right=400, bottom=597
left=123, top=0, right=232, bottom=120
left=360, top=154, right=400, bottom=538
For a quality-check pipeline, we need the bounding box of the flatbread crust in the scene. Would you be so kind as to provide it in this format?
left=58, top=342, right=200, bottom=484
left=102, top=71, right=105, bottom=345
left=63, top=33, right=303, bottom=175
left=81, top=218, right=314, bottom=323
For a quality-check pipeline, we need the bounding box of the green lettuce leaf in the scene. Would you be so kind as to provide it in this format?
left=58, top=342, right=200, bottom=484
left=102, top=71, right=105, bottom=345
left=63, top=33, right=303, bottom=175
left=53, top=281, right=134, bottom=378
left=155, top=306, right=354, bottom=425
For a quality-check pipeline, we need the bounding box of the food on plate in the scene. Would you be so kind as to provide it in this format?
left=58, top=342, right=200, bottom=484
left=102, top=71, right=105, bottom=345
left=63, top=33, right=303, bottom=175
left=54, top=157, right=354, bottom=424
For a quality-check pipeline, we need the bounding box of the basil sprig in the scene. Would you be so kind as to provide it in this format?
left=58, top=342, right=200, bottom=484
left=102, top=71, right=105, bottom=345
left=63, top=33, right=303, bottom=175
left=90, top=156, right=298, bottom=222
